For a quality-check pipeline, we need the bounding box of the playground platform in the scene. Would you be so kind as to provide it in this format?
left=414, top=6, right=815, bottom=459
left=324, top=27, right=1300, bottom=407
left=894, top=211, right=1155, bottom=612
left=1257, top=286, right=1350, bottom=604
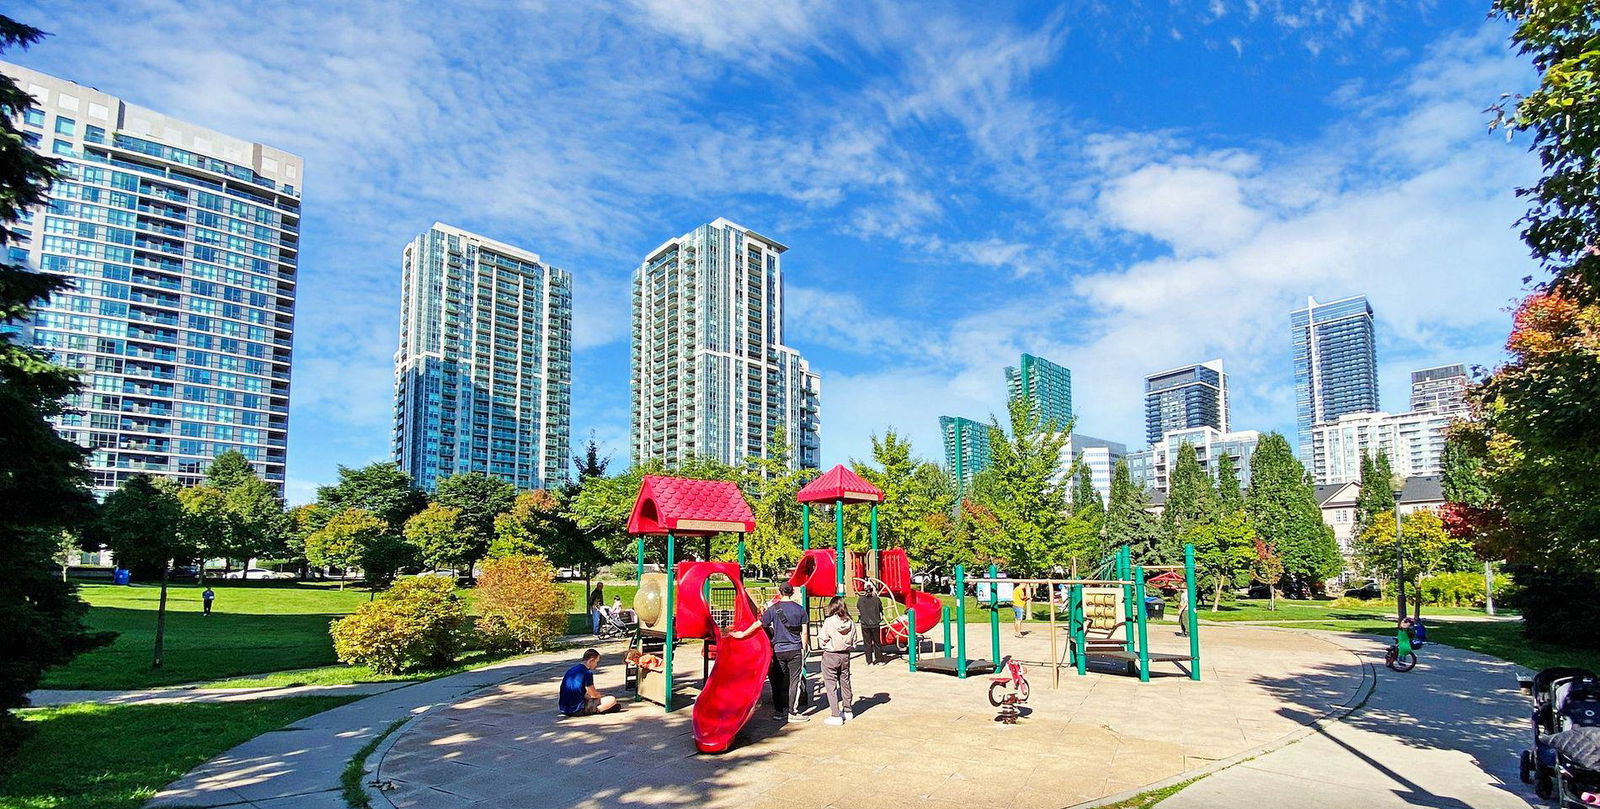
left=369, top=621, right=1370, bottom=809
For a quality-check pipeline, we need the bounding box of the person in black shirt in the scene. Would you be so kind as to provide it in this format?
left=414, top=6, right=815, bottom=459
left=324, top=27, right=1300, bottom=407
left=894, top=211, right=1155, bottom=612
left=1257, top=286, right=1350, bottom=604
left=856, top=583, right=885, bottom=664
left=729, top=581, right=809, bottom=722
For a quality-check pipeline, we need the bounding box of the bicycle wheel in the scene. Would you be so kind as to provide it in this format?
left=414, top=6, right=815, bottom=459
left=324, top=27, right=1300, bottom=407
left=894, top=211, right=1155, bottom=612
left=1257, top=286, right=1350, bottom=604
left=1387, top=651, right=1417, bottom=672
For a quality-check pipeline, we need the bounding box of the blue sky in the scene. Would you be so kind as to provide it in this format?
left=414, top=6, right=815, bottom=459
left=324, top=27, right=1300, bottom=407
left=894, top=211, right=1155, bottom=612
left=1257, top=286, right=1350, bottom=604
left=14, top=1, right=1537, bottom=503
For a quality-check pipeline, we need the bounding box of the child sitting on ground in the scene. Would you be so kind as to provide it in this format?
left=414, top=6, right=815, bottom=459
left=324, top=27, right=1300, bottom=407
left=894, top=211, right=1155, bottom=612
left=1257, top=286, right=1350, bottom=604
left=626, top=648, right=665, bottom=672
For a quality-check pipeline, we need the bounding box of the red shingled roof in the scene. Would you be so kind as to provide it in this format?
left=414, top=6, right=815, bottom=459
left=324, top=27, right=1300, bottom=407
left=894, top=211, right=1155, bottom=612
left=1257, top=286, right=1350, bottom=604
left=796, top=464, right=884, bottom=505
left=626, top=475, right=756, bottom=536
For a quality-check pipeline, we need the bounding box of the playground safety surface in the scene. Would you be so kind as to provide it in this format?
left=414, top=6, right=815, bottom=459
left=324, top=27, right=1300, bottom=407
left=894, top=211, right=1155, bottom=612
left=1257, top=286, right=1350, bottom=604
left=372, top=622, right=1368, bottom=809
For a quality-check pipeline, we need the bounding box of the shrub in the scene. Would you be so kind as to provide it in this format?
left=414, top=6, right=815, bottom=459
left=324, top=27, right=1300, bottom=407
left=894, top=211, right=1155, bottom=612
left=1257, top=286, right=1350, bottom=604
left=607, top=562, right=637, bottom=581
left=474, top=554, right=571, bottom=652
left=330, top=576, right=469, bottom=673
left=1508, top=565, right=1600, bottom=649
left=1328, top=596, right=1394, bottom=609
left=1418, top=571, right=1514, bottom=608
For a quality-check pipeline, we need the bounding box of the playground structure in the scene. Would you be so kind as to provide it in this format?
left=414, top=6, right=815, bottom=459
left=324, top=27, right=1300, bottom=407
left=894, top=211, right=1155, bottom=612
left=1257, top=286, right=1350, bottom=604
left=619, top=468, right=1200, bottom=753
left=936, top=544, right=1202, bottom=686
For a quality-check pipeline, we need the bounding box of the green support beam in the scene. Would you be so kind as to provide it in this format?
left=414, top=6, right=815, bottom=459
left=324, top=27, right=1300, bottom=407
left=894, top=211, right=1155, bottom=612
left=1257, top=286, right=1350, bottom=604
left=988, top=563, right=1000, bottom=666
left=1185, top=542, right=1201, bottom=681
left=1134, top=565, right=1150, bottom=683
left=955, top=564, right=968, bottom=679
left=907, top=604, right=918, bottom=672
left=835, top=499, right=845, bottom=595
left=1073, top=584, right=1086, bottom=676
left=635, top=536, right=644, bottom=581
left=663, top=531, right=676, bottom=712
left=942, top=605, right=951, bottom=655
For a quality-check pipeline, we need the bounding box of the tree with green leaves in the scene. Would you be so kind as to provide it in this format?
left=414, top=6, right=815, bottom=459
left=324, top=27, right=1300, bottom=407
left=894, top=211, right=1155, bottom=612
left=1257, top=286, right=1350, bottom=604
left=849, top=430, right=956, bottom=571
left=1184, top=509, right=1258, bottom=611
left=405, top=504, right=477, bottom=571
left=314, top=463, right=428, bottom=534
left=1355, top=510, right=1474, bottom=582
left=1440, top=430, right=1498, bottom=614
left=1214, top=453, right=1242, bottom=512
left=1245, top=433, right=1341, bottom=594
left=1353, top=450, right=1395, bottom=539
left=96, top=475, right=188, bottom=669
left=204, top=450, right=256, bottom=492
left=432, top=472, right=518, bottom=570
left=969, top=397, right=1074, bottom=574
left=1104, top=458, right=1163, bottom=566
left=572, top=434, right=611, bottom=481
left=0, top=14, right=112, bottom=762
left=1162, top=442, right=1216, bottom=561
left=306, top=508, right=389, bottom=589
left=490, top=490, right=561, bottom=559
left=1072, top=467, right=1105, bottom=538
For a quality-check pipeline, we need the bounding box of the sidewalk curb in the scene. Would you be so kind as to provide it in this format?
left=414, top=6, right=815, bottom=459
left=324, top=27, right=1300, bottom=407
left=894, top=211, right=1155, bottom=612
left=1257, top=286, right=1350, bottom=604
left=1068, top=627, right=1379, bottom=809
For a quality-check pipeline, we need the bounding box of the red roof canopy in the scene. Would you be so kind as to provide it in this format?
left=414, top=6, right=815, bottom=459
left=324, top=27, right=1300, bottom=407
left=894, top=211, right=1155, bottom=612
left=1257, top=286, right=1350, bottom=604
left=626, top=475, right=756, bottom=537
left=796, top=464, right=884, bottom=505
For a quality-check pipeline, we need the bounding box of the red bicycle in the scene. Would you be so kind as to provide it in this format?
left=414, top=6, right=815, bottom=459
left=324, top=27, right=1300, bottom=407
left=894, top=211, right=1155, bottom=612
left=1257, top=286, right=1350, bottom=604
left=987, top=655, right=1030, bottom=723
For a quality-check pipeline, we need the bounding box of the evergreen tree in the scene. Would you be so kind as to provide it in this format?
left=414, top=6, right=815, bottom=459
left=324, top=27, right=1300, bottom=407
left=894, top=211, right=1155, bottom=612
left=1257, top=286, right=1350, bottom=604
left=572, top=433, right=611, bottom=481
left=1214, top=452, right=1243, bottom=512
left=1245, top=433, right=1342, bottom=593
left=1162, top=442, right=1216, bottom=560
left=1072, top=467, right=1105, bottom=537
left=1354, top=450, right=1395, bottom=538
left=969, top=397, right=1073, bottom=574
left=1104, top=458, right=1163, bottom=566
left=0, top=15, right=111, bottom=760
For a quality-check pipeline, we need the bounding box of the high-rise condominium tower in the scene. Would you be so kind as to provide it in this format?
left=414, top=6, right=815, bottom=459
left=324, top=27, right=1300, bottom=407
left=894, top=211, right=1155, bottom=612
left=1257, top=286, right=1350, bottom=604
left=940, top=416, right=992, bottom=499
left=1005, top=353, right=1073, bottom=428
left=1410, top=364, right=1469, bottom=415
left=1292, top=295, right=1378, bottom=463
left=6, top=64, right=300, bottom=496
left=393, top=223, right=572, bottom=491
left=631, top=219, right=819, bottom=470
left=1144, top=359, right=1229, bottom=445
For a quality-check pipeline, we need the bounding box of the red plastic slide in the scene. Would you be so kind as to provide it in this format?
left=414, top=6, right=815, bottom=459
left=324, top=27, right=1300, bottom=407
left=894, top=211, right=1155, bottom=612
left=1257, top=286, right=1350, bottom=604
left=877, top=548, right=943, bottom=642
left=787, top=548, right=839, bottom=596
left=672, top=561, right=771, bottom=754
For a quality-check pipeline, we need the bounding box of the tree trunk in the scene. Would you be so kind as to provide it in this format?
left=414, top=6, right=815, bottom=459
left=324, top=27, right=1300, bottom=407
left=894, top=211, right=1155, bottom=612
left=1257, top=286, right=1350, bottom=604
left=152, top=564, right=171, bottom=669
left=1211, top=577, right=1223, bottom=612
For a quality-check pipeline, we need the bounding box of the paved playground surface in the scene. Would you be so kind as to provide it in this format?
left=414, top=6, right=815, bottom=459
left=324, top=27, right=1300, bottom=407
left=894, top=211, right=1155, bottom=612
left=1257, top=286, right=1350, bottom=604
left=370, top=621, right=1369, bottom=809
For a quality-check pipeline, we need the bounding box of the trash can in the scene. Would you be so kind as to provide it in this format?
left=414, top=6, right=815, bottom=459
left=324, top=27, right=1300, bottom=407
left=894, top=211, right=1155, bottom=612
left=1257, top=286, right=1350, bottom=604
left=1144, top=596, right=1164, bottom=620
left=113, top=568, right=130, bottom=585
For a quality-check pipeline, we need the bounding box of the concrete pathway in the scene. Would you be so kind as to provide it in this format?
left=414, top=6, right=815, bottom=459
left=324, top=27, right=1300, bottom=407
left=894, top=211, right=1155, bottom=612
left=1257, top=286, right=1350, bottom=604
left=146, top=643, right=626, bottom=809
left=368, top=623, right=1369, bottom=809
left=1155, top=633, right=1536, bottom=809
left=28, top=681, right=408, bottom=707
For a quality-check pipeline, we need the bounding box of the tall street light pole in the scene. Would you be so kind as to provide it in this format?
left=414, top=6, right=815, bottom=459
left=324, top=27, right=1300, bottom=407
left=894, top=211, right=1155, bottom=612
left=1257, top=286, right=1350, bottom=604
left=1392, top=474, right=1407, bottom=625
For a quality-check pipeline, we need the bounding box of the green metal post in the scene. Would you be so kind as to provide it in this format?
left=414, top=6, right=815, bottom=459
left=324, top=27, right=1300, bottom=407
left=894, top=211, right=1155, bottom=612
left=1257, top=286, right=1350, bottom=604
left=1073, top=584, right=1086, bottom=676
left=737, top=538, right=746, bottom=567
left=1119, top=547, right=1134, bottom=652
left=635, top=536, right=644, bottom=581
left=869, top=504, right=879, bottom=553
left=834, top=499, right=845, bottom=595
left=955, top=565, right=968, bottom=679
left=942, top=605, right=951, bottom=655
left=663, top=531, right=676, bottom=711
left=1184, top=543, right=1200, bottom=681
left=907, top=604, right=918, bottom=672
left=1134, top=565, right=1150, bottom=683
left=988, top=563, right=1000, bottom=666
left=800, top=504, right=810, bottom=606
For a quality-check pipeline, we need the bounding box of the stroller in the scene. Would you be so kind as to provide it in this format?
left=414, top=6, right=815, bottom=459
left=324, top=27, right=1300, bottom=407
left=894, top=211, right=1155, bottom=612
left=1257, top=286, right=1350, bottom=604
left=1519, top=666, right=1600, bottom=806
left=596, top=608, right=635, bottom=640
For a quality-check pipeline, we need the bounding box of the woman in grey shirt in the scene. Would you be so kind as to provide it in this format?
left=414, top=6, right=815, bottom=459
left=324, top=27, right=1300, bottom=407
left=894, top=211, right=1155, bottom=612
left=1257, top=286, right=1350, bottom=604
left=817, top=596, right=856, bottom=725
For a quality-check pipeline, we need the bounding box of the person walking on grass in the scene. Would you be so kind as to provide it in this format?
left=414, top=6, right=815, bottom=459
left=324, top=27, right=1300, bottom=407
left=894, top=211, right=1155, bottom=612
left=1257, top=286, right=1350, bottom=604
left=818, top=596, right=856, bottom=725
left=202, top=585, right=215, bottom=616
left=856, top=582, right=884, bottom=665
left=728, top=581, right=808, bottom=722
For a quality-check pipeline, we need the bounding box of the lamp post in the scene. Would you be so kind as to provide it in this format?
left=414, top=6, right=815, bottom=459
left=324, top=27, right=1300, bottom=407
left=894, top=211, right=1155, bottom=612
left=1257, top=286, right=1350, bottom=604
left=1391, top=474, right=1407, bottom=625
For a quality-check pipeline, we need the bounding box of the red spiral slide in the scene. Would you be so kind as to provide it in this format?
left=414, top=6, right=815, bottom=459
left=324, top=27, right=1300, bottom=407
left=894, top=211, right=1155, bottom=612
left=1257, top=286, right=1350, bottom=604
left=672, top=561, right=771, bottom=754
left=877, top=548, right=943, bottom=643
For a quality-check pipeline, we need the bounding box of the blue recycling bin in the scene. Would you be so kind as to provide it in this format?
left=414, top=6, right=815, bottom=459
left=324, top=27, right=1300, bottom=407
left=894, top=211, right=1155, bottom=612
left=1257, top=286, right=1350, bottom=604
left=113, top=568, right=130, bottom=585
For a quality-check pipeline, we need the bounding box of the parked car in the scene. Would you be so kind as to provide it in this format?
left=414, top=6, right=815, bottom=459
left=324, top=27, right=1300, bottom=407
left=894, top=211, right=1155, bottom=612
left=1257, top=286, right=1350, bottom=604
left=1343, top=581, right=1383, bottom=600
left=169, top=565, right=200, bottom=582
left=223, top=568, right=292, bottom=580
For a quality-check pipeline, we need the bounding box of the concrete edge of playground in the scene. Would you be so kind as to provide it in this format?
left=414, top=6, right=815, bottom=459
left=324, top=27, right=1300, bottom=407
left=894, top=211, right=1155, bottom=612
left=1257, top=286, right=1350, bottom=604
left=1068, top=627, right=1379, bottom=809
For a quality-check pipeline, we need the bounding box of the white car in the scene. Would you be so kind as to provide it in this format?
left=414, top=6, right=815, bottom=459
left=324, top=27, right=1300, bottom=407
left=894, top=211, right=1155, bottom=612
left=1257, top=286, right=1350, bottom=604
left=223, top=568, right=291, bottom=580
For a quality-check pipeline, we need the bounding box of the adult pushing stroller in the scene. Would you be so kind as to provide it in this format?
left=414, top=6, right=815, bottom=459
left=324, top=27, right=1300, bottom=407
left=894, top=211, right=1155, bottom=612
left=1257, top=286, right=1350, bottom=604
left=1519, top=666, right=1600, bottom=806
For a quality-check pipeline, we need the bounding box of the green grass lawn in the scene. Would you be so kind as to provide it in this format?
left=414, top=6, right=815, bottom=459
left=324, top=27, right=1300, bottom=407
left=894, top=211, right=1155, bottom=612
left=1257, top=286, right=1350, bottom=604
left=0, top=696, right=357, bottom=809
left=47, top=579, right=630, bottom=691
